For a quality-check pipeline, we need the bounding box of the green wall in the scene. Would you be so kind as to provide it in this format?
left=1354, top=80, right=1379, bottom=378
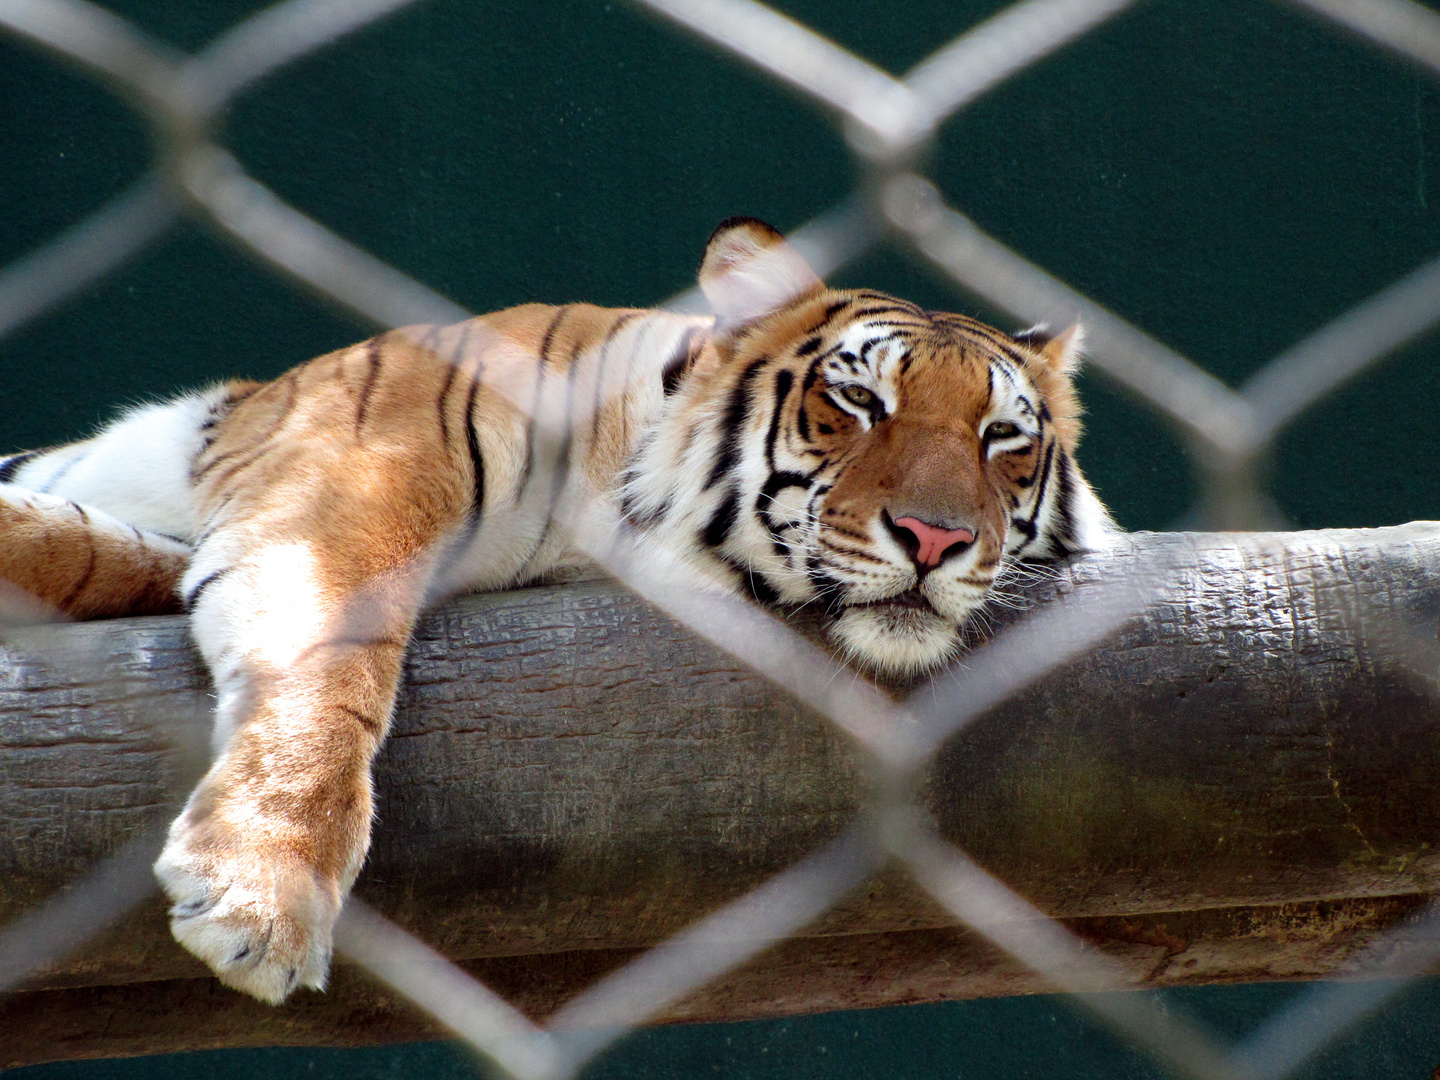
left=3, top=0, right=1440, bottom=1076
left=6, top=0, right=1440, bottom=528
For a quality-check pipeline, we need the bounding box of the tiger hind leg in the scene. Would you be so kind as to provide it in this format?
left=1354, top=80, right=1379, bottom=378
left=0, top=486, right=190, bottom=622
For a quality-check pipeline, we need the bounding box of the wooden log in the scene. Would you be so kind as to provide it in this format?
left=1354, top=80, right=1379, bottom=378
left=2, top=524, right=1438, bottom=1066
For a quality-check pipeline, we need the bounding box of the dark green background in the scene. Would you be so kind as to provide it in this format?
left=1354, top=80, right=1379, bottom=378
left=4, top=0, right=1440, bottom=1076
left=9, top=979, right=1440, bottom=1080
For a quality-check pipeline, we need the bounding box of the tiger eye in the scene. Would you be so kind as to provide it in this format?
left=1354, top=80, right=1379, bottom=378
left=840, top=385, right=876, bottom=408
left=986, top=421, right=1021, bottom=440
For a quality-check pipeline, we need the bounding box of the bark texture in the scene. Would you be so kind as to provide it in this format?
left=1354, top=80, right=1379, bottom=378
left=2, top=524, right=1438, bottom=1065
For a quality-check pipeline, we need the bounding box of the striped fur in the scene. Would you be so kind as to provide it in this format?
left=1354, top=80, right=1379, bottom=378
left=0, top=218, right=1114, bottom=1002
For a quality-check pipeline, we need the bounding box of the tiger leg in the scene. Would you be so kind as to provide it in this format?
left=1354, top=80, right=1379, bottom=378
left=148, top=362, right=483, bottom=1002
left=152, top=513, right=456, bottom=1001
left=0, top=485, right=189, bottom=621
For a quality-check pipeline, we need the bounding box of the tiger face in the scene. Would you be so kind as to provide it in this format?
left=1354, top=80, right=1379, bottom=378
left=626, top=218, right=1115, bottom=675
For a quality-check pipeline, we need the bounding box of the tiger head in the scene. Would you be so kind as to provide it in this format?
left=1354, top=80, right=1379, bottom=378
left=625, top=218, right=1116, bottom=676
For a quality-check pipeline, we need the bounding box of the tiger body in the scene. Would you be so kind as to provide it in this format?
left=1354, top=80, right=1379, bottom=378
left=0, top=219, right=1113, bottom=1002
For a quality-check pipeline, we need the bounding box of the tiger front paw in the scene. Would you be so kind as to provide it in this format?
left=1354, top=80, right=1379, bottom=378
left=153, top=820, right=344, bottom=1004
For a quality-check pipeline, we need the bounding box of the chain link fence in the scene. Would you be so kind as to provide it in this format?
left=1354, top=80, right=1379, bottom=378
left=1, top=0, right=1439, bottom=1077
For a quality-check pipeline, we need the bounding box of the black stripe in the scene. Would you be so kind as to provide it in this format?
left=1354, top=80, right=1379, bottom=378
left=205, top=439, right=283, bottom=492
left=434, top=355, right=457, bottom=449
left=795, top=336, right=823, bottom=357
left=1011, top=440, right=1056, bottom=544
left=0, top=450, right=38, bottom=483
left=226, top=383, right=261, bottom=405
left=413, top=324, right=442, bottom=356
left=997, top=342, right=1034, bottom=369
left=704, top=358, right=768, bottom=490
left=818, top=539, right=888, bottom=565
left=661, top=325, right=700, bottom=395
left=588, top=312, right=642, bottom=453
left=1012, top=413, right=1046, bottom=488
left=435, top=324, right=480, bottom=450
left=518, top=306, right=572, bottom=495
left=615, top=319, right=659, bottom=463
left=442, top=359, right=487, bottom=570
left=702, top=486, right=740, bottom=548
left=858, top=332, right=901, bottom=360
left=193, top=372, right=298, bottom=481
left=463, top=371, right=486, bottom=525
left=854, top=290, right=923, bottom=312
left=338, top=704, right=384, bottom=736
left=1052, top=453, right=1078, bottom=549
left=554, top=328, right=588, bottom=478
left=824, top=522, right=870, bottom=543
left=763, top=369, right=793, bottom=469
left=760, top=470, right=810, bottom=549
left=1030, top=439, right=1057, bottom=515
left=799, top=353, right=827, bottom=396
left=797, top=406, right=813, bottom=441
left=293, top=634, right=408, bottom=666
left=436, top=363, right=457, bottom=448
left=184, top=568, right=231, bottom=610
left=796, top=353, right=829, bottom=441
left=760, top=476, right=808, bottom=522
left=530, top=330, right=594, bottom=563
left=841, top=319, right=924, bottom=331
left=58, top=544, right=97, bottom=610
left=39, top=450, right=83, bottom=494
left=539, top=306, right=571, bottom=368
left=739, top=566, right=780, bottom=605
left=621, top=490, right=670, bottom=528
left=851, top=305, right=921, bottom=320
left=354, top=337, right=383, bottom=434
left=806, top=561, right=845, bottom=613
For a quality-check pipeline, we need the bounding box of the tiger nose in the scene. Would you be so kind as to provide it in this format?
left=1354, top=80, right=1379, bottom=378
left=886, top=514, right=976, bottom=569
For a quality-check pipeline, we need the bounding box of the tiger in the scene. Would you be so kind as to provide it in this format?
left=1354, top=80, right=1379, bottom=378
left=0, top=217, right=1114, bottom=1003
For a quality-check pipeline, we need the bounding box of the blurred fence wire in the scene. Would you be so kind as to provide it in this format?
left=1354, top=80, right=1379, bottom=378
left=1, top=0, right=1439, bottom=1078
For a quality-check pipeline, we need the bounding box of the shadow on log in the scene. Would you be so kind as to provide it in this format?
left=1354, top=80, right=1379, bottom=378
left=2, top=524, right=1438, bottom=1065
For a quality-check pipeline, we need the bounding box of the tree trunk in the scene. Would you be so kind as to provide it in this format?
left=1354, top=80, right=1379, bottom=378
left=2, top=524, right=1438, bottom=1065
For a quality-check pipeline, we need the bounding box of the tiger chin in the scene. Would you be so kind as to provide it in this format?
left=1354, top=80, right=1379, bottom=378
left=0, top=216, right=1114, bottom=1003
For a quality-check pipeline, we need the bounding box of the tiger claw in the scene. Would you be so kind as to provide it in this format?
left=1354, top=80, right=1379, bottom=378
left=154, top=829, right=338, bottom=1003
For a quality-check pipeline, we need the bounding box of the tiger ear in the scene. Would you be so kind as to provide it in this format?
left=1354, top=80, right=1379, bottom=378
left=699, top=217, right=824, bottom=333
left=1013, top=322, right=1083, bottom=376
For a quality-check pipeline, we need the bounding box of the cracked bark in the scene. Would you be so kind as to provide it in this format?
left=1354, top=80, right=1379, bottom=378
left=1, top=524, right=1438, bottom=1065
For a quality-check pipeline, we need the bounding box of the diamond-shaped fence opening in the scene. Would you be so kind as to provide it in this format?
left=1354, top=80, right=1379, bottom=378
left=1, top=0, right=1439, bottom=1078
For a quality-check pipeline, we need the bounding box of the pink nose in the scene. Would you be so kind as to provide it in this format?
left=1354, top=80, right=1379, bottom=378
left=892, top=516, right=976, bottom=567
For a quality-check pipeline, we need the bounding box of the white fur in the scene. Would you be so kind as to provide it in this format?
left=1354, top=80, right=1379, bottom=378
left=700, top=234, right=821, bottom=329
left=14, top=388, right=229, bottom=539
left=153, top=833, right=337, bottom=1003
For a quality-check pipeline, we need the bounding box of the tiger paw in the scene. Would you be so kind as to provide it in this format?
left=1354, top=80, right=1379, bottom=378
left=153, top=826, right=342, bottom=1004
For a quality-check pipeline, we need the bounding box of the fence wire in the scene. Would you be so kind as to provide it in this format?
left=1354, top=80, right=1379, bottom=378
left=0, top=0, right=1438, bottom=1078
